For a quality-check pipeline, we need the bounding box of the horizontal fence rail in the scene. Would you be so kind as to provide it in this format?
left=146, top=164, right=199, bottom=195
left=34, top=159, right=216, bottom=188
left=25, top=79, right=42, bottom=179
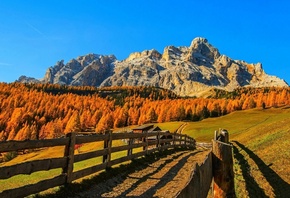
left=177, top=152, right=212, bottom=198
left=0, top=131, right=195, bottom=198
left=0, top=138, right=69, bottom=153
left=176, top=129, right=235, bottom=198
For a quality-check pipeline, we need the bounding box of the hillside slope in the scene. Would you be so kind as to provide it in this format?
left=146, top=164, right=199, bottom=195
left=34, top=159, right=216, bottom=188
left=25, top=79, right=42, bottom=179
left=183, top=107, right=290, bottom=197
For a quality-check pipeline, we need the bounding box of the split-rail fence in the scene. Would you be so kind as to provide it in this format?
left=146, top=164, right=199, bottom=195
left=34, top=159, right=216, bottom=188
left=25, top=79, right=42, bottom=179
left=177, top=129, right=235, bottom=198
left=0, top=131, right=195, bottom=198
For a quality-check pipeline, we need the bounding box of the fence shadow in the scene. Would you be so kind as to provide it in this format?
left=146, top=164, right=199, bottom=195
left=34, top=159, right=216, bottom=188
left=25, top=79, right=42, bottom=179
left=138, top=151, right=198, bottom=197
left=99, top=150, right=201, bottom=197
left=105, top=150, right=195, bottom=197
left=232, top=144, right=266, bottom=197
left=233, top=141, right=290, bottom=197
left=38, top=148, right=192, bottom=198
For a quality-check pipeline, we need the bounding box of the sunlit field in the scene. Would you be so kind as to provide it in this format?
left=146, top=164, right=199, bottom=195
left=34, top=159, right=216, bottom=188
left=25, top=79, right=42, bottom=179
left=183, top=107, right=290, bottom=197
left=1, top=107, right=290, bottom=197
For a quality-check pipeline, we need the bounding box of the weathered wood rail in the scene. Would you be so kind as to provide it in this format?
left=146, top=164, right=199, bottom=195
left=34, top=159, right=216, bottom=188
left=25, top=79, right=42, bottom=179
left=177, top=151, right=213, bottom=198
left=0, top=131, right=195, bottom=198
left=177, top=129, right=236, bottom=198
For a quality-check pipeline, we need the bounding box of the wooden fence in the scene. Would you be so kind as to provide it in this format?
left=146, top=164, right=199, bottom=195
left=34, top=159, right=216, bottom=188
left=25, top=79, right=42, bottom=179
left=0, top=131, right=195, bottom=198
left=176, top=129, right=235, bottom=198
left=176, top=152, right=213, bottom=198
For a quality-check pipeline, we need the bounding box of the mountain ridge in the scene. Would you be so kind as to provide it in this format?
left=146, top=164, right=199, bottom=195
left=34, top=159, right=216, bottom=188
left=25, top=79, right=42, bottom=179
left=17, top=37, right=288, bottom=97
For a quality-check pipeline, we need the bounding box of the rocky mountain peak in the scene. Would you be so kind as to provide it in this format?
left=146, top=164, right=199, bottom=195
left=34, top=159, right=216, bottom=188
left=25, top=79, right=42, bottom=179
left=76, top=53, right=98, bottom=66
left=126, top=49, right=161, bottom=61
left=17, top=37, right=288, bottom=97
left=16, top=76, right=40, bottom=83
left=162, top=46, right=183, bottom=62
left=189, top=37, right=220, bottom=61
left=190, top=37, right=208, bottom=45
left=42, top=54, right=116, bottom=86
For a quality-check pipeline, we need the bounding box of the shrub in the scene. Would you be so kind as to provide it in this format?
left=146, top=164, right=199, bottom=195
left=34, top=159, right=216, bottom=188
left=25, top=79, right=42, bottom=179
left=3, top=151, right=18, bottom=162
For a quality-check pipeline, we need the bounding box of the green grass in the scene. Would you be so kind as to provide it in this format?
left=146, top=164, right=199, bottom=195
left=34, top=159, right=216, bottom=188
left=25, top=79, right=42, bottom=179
left=0, top=139, right=131, bottom=193
left=182, top=108, right=290, bottom=142
left=0, top=169, right=62, bottom=193
left=155, top=122, right=185, bottom=132
left=0, top=121, right=183, bottom=195
left=0, top=146, right=65, bottom=192
left=182, top=107, right=290, bottom=197
left=2, top=108, right=290, bottom=197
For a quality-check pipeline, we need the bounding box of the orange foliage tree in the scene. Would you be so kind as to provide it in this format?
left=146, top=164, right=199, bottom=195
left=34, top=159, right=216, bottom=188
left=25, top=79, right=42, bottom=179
left=1, top=83, right=290, bottom=141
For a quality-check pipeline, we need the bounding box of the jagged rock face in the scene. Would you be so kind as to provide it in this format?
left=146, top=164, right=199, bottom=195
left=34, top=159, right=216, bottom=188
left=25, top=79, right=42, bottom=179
left=101, top=37, right=287, bottom=96
left=16, top=76, right=40, bottom=84
left=42, top=54, right=116, bottom=86
left=17, top=37, right=288, bottom=97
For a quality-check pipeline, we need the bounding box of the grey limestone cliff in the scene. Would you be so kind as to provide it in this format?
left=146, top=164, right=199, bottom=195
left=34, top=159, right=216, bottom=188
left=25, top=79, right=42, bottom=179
left=17, top=37, right=288, bottom=97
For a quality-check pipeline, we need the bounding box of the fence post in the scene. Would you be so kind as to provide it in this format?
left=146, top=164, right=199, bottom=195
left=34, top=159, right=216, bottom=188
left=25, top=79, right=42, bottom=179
left=156, top=131, right=160, bottom=151
left=103, top=130, right=112, bottom=169
left=189, top=137, right=194, bottom=149
left=127, top=132, right=133, bottom=156
left=142, top=131, right=148, bottom=153
left=212, top=129, right=235, bottom=198
left=172, top=132, right=176, bottom=149
left=63, top=132, right=76, bottom=184
left=103, top=132, right=108, bottom=164
left=183, top=135, right=186, bottom=148
left=193, top=138, right=196, bottom=150
left=176, top=133, right=180, bottom=147
left=181, top=135, right=185, bottom=148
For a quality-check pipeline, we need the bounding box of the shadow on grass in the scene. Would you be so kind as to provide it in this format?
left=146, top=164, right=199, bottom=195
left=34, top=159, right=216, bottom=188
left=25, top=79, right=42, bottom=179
left=33, top=148, right=193, bottom=198
left=232, top=144, right=266, bottom=197
left=233, top=141, right=290, bottom=197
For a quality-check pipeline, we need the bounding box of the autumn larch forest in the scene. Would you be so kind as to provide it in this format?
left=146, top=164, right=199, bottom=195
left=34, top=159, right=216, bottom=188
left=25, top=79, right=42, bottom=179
left=0, top=82, right=289, bottom=141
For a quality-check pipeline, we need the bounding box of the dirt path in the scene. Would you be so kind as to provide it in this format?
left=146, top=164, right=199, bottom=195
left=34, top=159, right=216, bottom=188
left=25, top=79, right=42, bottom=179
left=176, top=123, right=188, bottom=134
left=71, top=148, right=210, bottom=198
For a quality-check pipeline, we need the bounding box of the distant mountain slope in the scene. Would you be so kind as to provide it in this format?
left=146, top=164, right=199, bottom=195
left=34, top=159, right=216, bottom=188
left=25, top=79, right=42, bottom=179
left=17, top=37, right=288, bottom=96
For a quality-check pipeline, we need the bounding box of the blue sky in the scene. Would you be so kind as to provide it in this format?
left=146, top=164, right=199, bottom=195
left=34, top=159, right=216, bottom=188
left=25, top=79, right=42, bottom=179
left=0, top=0, right=290, bottom=84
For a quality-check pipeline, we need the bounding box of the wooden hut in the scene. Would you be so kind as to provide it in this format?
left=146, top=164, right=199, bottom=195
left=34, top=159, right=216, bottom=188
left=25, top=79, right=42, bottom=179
left=148, top=126, right=162, bottom=132
left=132, top=124, right=154, bottom=133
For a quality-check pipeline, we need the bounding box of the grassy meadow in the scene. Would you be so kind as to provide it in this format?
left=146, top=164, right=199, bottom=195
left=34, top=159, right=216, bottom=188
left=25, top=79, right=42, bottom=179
left=182, top=107, right=290, bottom=197
left=0, top=139, right=134, bottom=193
left=1, top=107, right=290, bottom=197
left=117, top=107, right=290, bottom=197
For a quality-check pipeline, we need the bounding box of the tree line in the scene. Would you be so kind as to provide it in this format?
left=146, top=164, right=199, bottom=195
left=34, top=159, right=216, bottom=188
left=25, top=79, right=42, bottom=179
left=0, top=82, right=289, bottom=141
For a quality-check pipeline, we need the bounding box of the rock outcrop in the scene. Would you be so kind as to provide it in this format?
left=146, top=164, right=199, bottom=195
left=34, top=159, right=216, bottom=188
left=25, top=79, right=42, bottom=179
left=39, top=54, right=116, bottom=86
left=17, top=37, right=288, bottom=96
